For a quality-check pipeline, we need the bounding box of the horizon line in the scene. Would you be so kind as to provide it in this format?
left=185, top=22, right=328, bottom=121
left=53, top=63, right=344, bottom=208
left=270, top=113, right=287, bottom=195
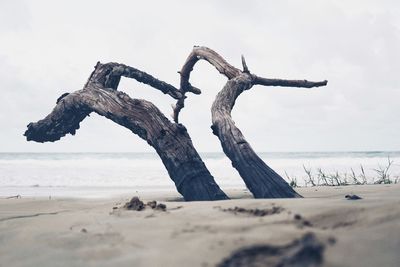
left=1, top=150, right=399, bottom=154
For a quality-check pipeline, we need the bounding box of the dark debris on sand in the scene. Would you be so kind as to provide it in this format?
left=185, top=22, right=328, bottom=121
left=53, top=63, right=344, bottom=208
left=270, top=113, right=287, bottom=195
left=217, top=232, right=326, bottom=267
left=123, top=197, right=167, bottom=211
left=345, top=194, right=362, bottom=200
left=124, top=197, right=145, bottom=211
left=222, top=206, right=284, bottom=217
left=294, top=214, right=313, bottom=228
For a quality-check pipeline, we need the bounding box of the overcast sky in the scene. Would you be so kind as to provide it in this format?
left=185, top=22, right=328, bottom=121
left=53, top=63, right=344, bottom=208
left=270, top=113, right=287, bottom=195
left=1, top=0, right=399, bottom=152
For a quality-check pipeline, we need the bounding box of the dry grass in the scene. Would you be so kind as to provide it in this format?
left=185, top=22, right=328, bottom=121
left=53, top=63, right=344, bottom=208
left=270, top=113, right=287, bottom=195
left=287, top=157, right=398, bottom=187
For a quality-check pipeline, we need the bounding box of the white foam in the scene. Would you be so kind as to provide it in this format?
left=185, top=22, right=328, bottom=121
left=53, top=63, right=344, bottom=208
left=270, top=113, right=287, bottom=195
left=0, top=152, right=398, bottom=196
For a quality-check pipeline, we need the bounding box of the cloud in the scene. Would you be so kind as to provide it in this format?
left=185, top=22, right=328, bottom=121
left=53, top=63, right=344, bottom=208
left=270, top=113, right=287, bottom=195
left=0, top=0, right=31, bottom=32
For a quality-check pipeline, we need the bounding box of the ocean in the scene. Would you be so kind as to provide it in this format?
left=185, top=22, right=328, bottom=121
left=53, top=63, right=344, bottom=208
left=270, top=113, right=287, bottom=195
left=0, top=152, right=399, bottom=198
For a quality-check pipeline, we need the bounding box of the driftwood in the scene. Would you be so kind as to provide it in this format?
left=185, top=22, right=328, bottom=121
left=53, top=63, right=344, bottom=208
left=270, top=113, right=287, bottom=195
left=25, top=46, right=327, bottom=200
left=176, top=47, right=327, bottom=198
left=24, top=62, right=228, bottom=201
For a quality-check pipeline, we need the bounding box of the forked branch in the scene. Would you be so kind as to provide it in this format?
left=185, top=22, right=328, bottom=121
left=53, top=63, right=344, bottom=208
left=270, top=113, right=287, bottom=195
left=85, top=62, right=183, bottom=99
left=24, top=47, right=328, bottom=200
left=24, top=62, right=228, bottom=201
left=173, top=46, right=242, bottom=122
left=173, top=46, right=327, bottom=123
left=176, top=46, right=327, bottom=198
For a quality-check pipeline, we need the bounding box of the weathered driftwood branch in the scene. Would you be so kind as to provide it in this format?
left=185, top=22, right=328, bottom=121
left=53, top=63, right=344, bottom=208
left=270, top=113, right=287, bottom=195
left=24, top=47, right=327, bottom=200
left=241, top=55, right=250, bottom=73
left=24, top=62, right=228, bottom=201
left=173, top=46, right=242, bottom=123
left=84, top=62, right=184, bottom=99
left=253, top=76, right=328, bottom=88
left=211, top=74, right=301, bottom=198
left=178, top=46, right=327, bottom=198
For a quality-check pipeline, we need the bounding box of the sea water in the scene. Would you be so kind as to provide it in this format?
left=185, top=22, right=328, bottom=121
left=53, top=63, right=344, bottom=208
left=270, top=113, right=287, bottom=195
left=0, top=152, right=399, bottom=198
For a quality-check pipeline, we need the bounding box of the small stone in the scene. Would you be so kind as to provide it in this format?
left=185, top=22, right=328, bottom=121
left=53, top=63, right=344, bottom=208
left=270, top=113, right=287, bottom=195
left=294, top=214, right=302, bottom=220
left=124, top=197, right=145, bottom=211
left=147, top=201, right=157, bottom=209
left=155, top=203, right=167, bottom=211
left=345, top=194, right=362, bottom=200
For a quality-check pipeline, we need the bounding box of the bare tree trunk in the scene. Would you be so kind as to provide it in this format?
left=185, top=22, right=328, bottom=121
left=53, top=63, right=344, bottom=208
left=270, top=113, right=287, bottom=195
left=211, top=74, right=300, bottom=198
left=24, top=62, right=228, bottom=201
left=176, top=47, right=327, bottom=198
left=25, top=47, right=327, bottom=200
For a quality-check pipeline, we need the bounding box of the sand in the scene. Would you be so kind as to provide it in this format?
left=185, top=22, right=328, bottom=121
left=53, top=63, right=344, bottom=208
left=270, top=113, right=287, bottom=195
left=0, top=184, right=399, bottom=267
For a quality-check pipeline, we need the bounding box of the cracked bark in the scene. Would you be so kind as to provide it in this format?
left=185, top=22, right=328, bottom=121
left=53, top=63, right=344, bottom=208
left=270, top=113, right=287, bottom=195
left=177, top=46, right=327, bottom=198
left=24, top=62, right=228, bottom=201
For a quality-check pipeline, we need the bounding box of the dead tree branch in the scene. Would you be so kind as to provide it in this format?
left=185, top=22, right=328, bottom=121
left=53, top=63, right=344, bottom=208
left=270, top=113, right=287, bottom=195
left=173, top=46, right=242, bottom=123
left=176, top=46, right=327, bottom=198
left=24, top=62, right=228, bottom=201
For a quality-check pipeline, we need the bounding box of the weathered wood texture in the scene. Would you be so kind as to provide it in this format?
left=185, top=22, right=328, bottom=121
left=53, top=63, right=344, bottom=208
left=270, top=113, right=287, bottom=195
left=24, top=62, right=228, bottom=201
left=177, top=46, right=327, bottom=198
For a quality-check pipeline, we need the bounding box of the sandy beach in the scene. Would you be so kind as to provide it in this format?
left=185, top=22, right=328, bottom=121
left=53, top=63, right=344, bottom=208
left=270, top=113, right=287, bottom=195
left=0, top=184, right=399, bottom=267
